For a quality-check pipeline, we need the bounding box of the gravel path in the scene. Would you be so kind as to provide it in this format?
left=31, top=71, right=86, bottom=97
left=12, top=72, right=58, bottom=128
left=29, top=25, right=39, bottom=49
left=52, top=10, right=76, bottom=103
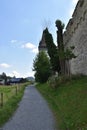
left=1, top=85, right=56, bottom=130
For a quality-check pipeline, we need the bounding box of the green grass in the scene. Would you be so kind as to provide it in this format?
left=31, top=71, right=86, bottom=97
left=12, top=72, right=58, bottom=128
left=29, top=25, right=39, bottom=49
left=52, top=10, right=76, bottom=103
left=36, top=76, right=87, bottom=130
left=0, top=83, right=29, bottom=127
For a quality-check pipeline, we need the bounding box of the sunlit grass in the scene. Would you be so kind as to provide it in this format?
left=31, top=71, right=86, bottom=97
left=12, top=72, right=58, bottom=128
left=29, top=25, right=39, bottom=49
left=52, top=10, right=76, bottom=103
left=0, top=85, right=17, bottom=105
left=36, top=76, right=87, bottom=130
left=0, top=83, right=29, bottom=126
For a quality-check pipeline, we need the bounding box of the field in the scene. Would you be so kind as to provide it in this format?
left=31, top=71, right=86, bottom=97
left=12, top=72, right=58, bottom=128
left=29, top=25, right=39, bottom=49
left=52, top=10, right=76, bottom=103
left=0, top=85, right=18, bottom=106
left=0, top=83, right=28, bottom=126
left=36, top=76, right=87, bottom=130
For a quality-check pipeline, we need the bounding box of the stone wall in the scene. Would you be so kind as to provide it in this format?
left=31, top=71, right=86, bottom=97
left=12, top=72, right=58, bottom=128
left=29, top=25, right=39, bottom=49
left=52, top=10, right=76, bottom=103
left=64, top=0, right=87, bottom=75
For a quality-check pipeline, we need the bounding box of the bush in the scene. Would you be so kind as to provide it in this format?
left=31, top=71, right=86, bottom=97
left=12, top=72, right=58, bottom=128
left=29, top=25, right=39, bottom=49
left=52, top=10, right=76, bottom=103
left=48, top=75, right=71, bottom=89
left=48, top=75, right=58, bottom=89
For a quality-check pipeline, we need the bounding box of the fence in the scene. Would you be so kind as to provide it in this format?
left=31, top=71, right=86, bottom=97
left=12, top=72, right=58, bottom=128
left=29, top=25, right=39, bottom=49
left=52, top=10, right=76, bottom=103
left=0, top=85, right=21, bottom=107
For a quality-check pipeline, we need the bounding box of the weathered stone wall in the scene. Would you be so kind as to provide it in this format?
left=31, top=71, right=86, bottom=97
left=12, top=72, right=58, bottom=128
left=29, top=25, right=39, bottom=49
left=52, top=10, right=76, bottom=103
left=64, top=0, right=87, bottom=75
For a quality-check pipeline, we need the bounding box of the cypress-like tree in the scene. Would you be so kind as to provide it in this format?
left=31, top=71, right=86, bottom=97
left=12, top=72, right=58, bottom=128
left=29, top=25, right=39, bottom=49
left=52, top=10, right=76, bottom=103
left=43, top=28, right=60, bottom=73
left=55, top=20, right=65, bottom=74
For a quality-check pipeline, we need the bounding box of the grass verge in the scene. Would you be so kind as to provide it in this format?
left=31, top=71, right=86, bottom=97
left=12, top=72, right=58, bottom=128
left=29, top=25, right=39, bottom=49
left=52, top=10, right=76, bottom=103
left=0, top=83, right=29, bottom=127
left=36, top=76, right=87, bottom=130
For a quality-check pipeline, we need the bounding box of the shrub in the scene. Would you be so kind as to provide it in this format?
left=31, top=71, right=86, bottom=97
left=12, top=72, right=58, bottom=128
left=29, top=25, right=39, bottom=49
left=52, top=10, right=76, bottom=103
left=48, top=75, right=71, bottom=89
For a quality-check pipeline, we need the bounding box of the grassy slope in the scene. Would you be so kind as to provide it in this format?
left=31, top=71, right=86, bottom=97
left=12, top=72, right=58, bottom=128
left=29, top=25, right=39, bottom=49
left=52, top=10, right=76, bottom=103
left=36, top=76, right=87, bottom=130
left=0, top=83, right=29, bottom=127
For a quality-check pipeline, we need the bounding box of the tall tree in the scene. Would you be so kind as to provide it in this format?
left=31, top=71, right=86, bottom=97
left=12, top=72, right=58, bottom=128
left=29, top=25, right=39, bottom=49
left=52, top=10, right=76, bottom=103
left=55, top=20, right=65, bottom=74
left=43, top=28, right=60, bottom=73
left=55, top=20, right=65, bottom=50
left=55, top=19, right=76, bottom=76
left=33, top=51, right=51, bottom=83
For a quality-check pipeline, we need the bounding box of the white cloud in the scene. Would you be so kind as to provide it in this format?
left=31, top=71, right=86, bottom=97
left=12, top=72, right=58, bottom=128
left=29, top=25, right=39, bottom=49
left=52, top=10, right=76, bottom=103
left=22, top=42, right=38, bottom=54
left=32, top=48, right=38, bottom=54
left=0, top=63, right=11, bottom=68
left=7, top=71, right=35, bottom=78
left=10, top=40, right=25, bottom=46
left=10, top=40, right=38, bottom=54
left=24, top=71, right=35, bottom=78
left=22, top=42, right=36, bottom=49
left=10, top=40, right=17, bottom=43
left=12, top=71, right=20, bottom=77
left=8, top=71, right=20, bottom=78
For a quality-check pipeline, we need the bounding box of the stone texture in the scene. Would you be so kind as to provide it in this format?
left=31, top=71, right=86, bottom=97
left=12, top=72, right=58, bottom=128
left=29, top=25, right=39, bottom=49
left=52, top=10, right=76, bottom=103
left=64, top=0, right=87, bottom=75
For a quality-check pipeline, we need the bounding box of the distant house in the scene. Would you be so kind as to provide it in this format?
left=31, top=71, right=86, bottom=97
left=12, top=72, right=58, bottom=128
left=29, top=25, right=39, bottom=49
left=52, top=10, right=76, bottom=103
left=8, top=78, right=23, bottom=84
left=0, top=79, right=5, bottom=85
left=38, top=31, right=47, bottom=52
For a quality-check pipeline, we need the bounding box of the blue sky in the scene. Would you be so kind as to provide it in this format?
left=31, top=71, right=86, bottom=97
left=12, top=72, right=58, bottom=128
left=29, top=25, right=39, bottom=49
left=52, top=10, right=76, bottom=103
left=0, top=0, right=78, bottom=78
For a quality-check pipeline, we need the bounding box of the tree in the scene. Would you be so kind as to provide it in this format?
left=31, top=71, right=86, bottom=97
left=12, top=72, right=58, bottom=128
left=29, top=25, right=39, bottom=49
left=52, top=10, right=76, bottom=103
left=0, top=72, right=7, bottom=84
left=43, top=28, right=61, bottom=73
left=33, top=51, right=51, bottom=83
left=55, top=20, right=65, bottom=75
left=55, top=20, right=64, bottom=50
left=55, top=19, right=76, bottom=76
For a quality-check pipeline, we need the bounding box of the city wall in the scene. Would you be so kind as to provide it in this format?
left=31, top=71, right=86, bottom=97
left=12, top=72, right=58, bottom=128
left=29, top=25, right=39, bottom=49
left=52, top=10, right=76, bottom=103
left=64, top=0, right=87, bottom=75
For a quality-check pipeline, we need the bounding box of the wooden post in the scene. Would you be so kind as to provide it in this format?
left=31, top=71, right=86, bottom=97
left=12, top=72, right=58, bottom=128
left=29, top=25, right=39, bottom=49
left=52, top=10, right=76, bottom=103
left=1, top=93, right=3, bottom=107
left=18, top=84, right=19, bottom=91
left=16, top=86, right=17, bottom=95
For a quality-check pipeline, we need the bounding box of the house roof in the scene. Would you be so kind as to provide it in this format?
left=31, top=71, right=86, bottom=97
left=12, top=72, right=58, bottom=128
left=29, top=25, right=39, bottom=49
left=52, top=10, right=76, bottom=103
left=9, top=78, right=22, bottom=83
left=38, top=31, right=47, bottom=51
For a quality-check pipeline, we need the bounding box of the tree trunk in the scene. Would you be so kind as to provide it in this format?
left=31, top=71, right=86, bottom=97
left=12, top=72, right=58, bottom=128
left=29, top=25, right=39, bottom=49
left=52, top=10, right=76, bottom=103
left=65, top=60, right=71, bottom=77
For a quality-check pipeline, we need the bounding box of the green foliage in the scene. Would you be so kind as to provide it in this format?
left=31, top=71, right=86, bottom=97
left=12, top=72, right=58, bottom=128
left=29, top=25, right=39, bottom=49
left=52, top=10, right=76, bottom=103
left=36, top=76, right=87, bottom=130
left=33, top=51, right=51, bottom=83
left=64, top=47, right=77, bottom=60
left=43, top=28, right=60, bottom=73
left=0, top=72, right=7, bottom=84
left=57, top=46, right=76, bottom=61
left=55, top=20, right=65, bottom=30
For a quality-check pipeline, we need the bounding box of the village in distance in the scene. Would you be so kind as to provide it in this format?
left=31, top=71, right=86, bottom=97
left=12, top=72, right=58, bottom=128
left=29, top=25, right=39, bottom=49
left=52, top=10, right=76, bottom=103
left=0, top=72, right=35, bottom=85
